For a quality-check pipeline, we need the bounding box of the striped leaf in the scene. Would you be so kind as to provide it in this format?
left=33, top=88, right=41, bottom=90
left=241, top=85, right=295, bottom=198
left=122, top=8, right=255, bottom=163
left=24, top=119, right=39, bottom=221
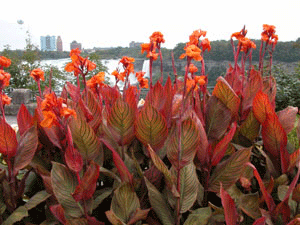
left=83, top=88, right=102, bottom=131
left=277, top=106, right=298, bottom=134
left=145, top=81, right=165, bottom=110
left=69, top=112, right=102, bottom=164
left=167, top=118, right=200, bottom=169
left=135, top=104, right=168, bottom=150
left=17, top=104, right=33, bottom=136
left=107, top=98, right=135, bottom=145
left=208, top=147, right=252, bottom=192
left=239, top=110, right=260, bottom=142
left=220, top=183, right=238, bottom=225
left=206, top=96, right=232, bottom=141
left=51, top=162, right=82, bottom=218
left=168, top=164, right=200, bottom=213
left=111, top=183, right=140, bottom=223
left=0, top=118, right=18, bottom=159
left=144, top=177, right=175, bottom=225
left=252, top=90, right=274, bottom=124
left=212, top=76, right=241, bottom=116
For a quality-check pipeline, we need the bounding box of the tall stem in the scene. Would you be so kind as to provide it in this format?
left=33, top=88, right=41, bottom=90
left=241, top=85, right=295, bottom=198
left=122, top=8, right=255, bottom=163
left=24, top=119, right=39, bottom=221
left=171, top=51, right=178, bottom=84
left=158, top=48, right=163, bottom=83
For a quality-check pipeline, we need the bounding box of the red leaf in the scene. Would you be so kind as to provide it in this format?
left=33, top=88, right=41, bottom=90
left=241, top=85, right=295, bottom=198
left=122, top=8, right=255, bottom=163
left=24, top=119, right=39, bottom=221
left=101, top=85, right=121, bottom=113
left=124, top=85, right=138, bottom=114
left=50, top=204, right=66, bottom=224
left=145, top=81, right=165, bottom=110
left=211, top=122, right=237, bottom=166
left=66, top=81, right=80, bottom=102
left=87, top=215, right=104, bottom=225
left=72, top=161, right=100, bottom=201
left=212, top=76, right=241, bottom=117
left=220, top=183, right=238, bottom=225
left=100, top=138, right=133, bottom=185
left=78, top=97, right=94, bottom=123
left=247, top=163, right=276, bottom=212
left=262, top=113, right=289, bottom=173
left=277, top=106, right=298, bottom=134
left=289, top=148, right=300, bottom=171
left=0, top=118, right=18, bottom=159
left=242, top=68, right=263, bottom=117
left=252, top=90, right=274, bottom=124
left=253, top=217, right=266, bottom=225
left=224, top=64, right=243, bottom=95
left=17, top=104, right=33, bottom=136
left=64, top=126, right=83, bottom=173
left=13, top=126, right=38, bottom=176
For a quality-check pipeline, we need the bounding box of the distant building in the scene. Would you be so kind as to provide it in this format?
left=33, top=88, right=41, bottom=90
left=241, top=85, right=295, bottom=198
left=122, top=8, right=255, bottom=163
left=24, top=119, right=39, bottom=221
left=56, top=36, right=63, bottom=52
left=129, top=41, right=142, bottom=48
left=40, top=36, right=56, bottom=51
left=70, top=40, right=82, bottom=50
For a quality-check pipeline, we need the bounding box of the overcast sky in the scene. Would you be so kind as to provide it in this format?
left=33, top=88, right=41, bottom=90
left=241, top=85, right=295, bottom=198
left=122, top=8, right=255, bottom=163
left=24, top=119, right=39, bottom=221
left=1, top=0, right=299, bottom=51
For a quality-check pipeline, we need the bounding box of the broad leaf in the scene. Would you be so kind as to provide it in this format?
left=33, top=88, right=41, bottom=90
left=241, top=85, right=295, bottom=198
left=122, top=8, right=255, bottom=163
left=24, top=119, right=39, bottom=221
left=253, top=217, right=266, bottom=225
left=262, top=113, right=289, bottom=173
left=242, top=68, right=263, bottom=114
left=105, top=210, right=126, bottom=225
left=144, top=177, right=175, bottom=225
left=168, top=164, right=200, bottom=213
left=17, top=104, right=33, bottom=136
left=220, top=183, right=238, bottom=225
left=13, top=126, right=38, bottom=176
left=183, top=207, right=212, bottom=225
left=224, top=64, right=243, bottom=94
left=101, top=85, right=121, bottom=113
left=0, top=118, right=18, bottom=158
left=208, top=147, right=252, bottom=192
left=72, top=161, right=100, bottom=201
left=83, top=88, right=102, bottom=130
left=101, top=138, right=133, bottom=185
left=127, top=208, right=150, bottom=225
left=69, top=112, right=102, bottom=164
left=212, top=76, right=241, bottom=116
left=25, top=190, right=51, bottom=210
left=211, top=122, right=237, bottom=166
left=145, top=81, right=165, bottom=110
left=147, top=145, right=179, bottom=197
left=239, top=193, right=261, bottom=219
left=252, top=90, right=274, bottom=124
left=66, top=81, right=81, bottom=102
left=51, top=162, right=82, bottom=218
left=107, top=98, right=135, bottom=145
left=135, top=104, right=168, bottom=150
left=111, top=183, right=140, bottom=223
left=239, top=110, right=260, bottom=141
left=262, top=76, right=277, bottom=108
left=206, top=96, right=232, bottom=141
left=277, top=106, right=298, bottom=134
left=167, top=117, right=200, bottom=169
left=50, top=204, right=66, bottom=224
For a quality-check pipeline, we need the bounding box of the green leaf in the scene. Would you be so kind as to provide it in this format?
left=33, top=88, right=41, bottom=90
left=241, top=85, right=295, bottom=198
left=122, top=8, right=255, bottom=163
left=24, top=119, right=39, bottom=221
left=2, top=206, right=28, bottom=225
left=183, top=207, right=212, bottom=225
left=239, top=193, right=261, bottom=219
left=92, top=188, right=113, bottom=210
left=208, top=147, right=252, bottom=192
left=135, top=104, right=168, bottom=150
left=51, top=162, right=83, bottom=218
left=111, top=183, right=140, bottom=224
left=107, top=98, right=135, bottom=145
left=69, top=112, right=103, bottom=164
left=144, top=177, right=175, bottom=225
left=239, top=110, right=260, bottom=141
left=25, top=190, right=51, bottom=210
left=13, top=126, right=38, bottom=176
left=168, top=164, right=200, bottom=213
left=167, top=118, right=200, bottom=169
left=105, top=210, right=126, bottom=225
left=212, top=76, right=240, bottom=116
left=206, top=96, right=232, bottom=141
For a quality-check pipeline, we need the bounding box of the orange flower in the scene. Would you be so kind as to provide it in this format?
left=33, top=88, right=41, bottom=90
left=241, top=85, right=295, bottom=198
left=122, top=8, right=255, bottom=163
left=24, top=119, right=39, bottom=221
left=201, top=38, right=211, bottom=52
left=189, top=30, right=207, bottom=46
left=1, top=94, right=11, bottom=106
left=141, top=31, right=164, bottom=61
left=70, top=48, right=81, bottom=57
left=30, top=68, right=45, bottom=82
left=239, top=37, right=256, bottom=53
left=261, top=24, right=278, bottom=45
left=194, top=75, right=206, bottom=86
left=112, top=70, right=125, bottom=82
left=180, top=44, right=203, bottom=61
left=141, top=43, right=151, bottom=55
left=138, top=77, right=149, bottom=89
left=87, top=72, right=106, bottom=89
left=0, top=69, right=11, bottom=89
left=136, top=71, right=146, bottom=80
left=186, top=78, right=196, bottom=92
left=0, top=56, right=11, bottom=68
left=188, top=64, right=198, bottom=74
left=40, top=111, right=58, bottom=128
left=231, top=29, right=247, bottom=40
left=150, top=31, right=165, bottom=46
left=60, top=107, right=77, bottom=120
left=85, top=60, right=96, bottom=71
left=119, top=56, right=135, bottom=75
left=41, top=93, right=58, bottom=111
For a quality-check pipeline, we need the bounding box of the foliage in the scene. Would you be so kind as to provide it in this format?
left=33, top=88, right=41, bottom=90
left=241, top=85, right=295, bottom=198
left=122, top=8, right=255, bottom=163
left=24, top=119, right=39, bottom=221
left=0, top=26, right=300, bottom=225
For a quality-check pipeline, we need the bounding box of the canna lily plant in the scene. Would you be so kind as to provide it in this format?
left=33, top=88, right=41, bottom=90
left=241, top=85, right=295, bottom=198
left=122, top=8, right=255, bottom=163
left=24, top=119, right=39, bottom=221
left=0, top=25, right=299, bottom=225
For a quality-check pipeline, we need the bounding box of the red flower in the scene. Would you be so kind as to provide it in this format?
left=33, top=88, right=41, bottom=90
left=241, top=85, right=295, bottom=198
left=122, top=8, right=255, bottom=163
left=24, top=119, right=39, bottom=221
left=0, top=56, right=11, bottom=68
left=0, top=70, right=11, bottom=89
left=1, top=94, right=11, bottom=106
left=30, top=68, right=45, bottom=82
left=261, top=24, right=278, bottom=45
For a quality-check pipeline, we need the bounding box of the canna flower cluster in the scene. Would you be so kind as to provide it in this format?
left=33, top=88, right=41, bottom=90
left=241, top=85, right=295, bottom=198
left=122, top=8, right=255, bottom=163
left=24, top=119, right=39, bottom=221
left=65, top=48, right=96, bottom=76
left=0, top=56, right=11, bottom=68
left=231, top=28, right=256, bottom=53
left=141, top=31, right=165, bottom=60
left=0, top=56, right=12, bottom=118
left=112, top=56, right=135, bottom=82
left=86, top=71, right=106, bottom=91
left=261, top=24, right=278, bottom=45
left=40, top=92, right=77, bottom=128
left=135, top=71, right=149, bottom=89
left=30, top=68, right=45, bottom=82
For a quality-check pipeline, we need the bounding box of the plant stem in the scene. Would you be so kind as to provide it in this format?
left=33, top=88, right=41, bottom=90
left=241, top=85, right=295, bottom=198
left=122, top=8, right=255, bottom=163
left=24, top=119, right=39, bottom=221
left=158, top=48, right=163, bottom=83
left=171, top=51, right=178, bottom=84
